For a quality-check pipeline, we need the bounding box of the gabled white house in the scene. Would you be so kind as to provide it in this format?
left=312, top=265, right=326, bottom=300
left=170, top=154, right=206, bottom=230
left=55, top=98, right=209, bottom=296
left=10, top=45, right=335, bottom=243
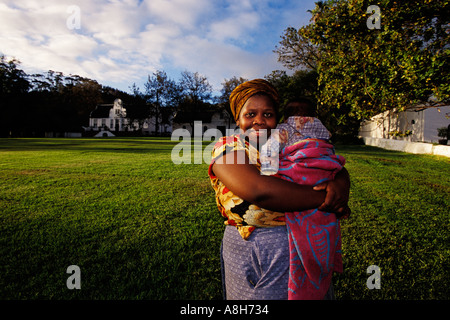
left=88, top=99, right=129, bottom=132
left=86, top=99, right=173, bottom=135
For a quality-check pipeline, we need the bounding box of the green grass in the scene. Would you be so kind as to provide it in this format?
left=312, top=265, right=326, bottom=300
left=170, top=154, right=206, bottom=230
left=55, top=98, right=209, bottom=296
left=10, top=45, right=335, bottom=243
left=336, top=145, right=449, bottom=299
left=0, top=138, right=449, bottom=299
left=0, top=138, right=223, bottom=299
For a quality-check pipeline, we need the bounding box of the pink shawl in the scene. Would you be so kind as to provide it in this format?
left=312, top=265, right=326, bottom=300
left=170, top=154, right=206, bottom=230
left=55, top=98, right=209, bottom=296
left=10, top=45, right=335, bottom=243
left=278, top=138, right=345, bottom=300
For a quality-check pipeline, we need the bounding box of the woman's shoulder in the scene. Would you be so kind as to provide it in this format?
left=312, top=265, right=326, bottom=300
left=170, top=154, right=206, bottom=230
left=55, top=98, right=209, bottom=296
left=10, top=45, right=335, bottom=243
left=214, top=134, right=241, bottom=147
left=210, top=133, right=260, bottom=173
left=212, top=134, right=248, bottom=155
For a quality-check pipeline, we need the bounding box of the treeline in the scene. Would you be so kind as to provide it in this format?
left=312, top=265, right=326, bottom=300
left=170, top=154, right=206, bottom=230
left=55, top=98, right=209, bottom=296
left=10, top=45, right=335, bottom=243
left=0, top=55, right=317, bottom=138
left=0, top=57, right=144, bottom=137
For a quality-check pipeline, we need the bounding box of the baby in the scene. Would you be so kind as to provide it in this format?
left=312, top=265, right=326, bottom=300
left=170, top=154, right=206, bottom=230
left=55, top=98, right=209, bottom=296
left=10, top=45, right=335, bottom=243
left=260, top=98, right=332, bottom=175
left=260, top=98, right=347, bottom=300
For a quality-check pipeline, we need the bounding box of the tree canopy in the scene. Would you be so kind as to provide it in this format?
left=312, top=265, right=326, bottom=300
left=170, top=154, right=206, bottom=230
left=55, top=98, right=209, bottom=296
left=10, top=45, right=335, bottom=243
left=275, top=0, right=450, bottom=138
left=0, top=55, right=145, bottom=137
left=0, top=58, right=221, bottom=137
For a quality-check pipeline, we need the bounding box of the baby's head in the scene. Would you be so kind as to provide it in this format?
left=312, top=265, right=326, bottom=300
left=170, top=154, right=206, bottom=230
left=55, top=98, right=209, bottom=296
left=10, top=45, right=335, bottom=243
left=284, top=97, right=316, bottom=118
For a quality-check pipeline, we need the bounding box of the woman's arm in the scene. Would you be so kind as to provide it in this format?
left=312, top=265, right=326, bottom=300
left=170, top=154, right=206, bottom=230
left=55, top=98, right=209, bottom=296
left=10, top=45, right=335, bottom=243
left=212, top=150, right=327, bottom=212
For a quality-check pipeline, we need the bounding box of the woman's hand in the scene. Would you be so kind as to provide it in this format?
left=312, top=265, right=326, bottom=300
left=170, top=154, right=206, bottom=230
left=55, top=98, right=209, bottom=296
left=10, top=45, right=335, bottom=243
left=313, top=168, right=351, bottom=218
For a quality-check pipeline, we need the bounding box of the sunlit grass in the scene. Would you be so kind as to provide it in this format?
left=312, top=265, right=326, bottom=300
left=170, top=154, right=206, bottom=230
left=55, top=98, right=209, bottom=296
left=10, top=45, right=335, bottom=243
left=0, top=138, right=448, bottom=299
left=336, top=145, right=449, bottom=299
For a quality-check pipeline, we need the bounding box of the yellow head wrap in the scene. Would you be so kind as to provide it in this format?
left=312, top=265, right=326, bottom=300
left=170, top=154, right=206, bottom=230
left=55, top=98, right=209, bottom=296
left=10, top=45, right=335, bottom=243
left=229, top=79, right=279, bottom=121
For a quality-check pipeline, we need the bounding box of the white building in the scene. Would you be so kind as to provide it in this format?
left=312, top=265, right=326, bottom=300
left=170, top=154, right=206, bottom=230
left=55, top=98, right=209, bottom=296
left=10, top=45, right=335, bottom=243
left=87, top=99, right=172, bottom=135
left=172, top=109, right=235, bottom=137
left=359, top=105, right=450, bottom=143
left=88, top=99, right=131, bottom=132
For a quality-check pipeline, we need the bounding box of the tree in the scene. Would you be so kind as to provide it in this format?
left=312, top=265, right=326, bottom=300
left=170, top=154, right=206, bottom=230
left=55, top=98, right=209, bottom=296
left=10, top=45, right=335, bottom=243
left=265, top=69, right=318, bottom=106
left=179, top=70, right=213, bottom=104
left=0, top=56, right=30, bottom=95
left=144, top=70, right=179, bottom=134
left=30, top=72, right=103, bottom=133
left=276, top=0, right=450, bottom=140
left=64, top=76, right=103, bottom=131
left=0, top=56, right=32, bottom=136
left=217, top=76, right=247, bottom=126
left=176, top=70, right=214, bottom=131
left=315, top=0, right=449, bottom=115
left=274, top=26, right=319, bottom=71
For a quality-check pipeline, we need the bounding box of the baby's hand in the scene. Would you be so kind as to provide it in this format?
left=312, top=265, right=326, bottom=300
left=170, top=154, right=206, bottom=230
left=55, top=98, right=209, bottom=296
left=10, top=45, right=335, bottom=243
left=314, top=176, right=350, bottom=218
left=335, top=205, right=351, bottom=219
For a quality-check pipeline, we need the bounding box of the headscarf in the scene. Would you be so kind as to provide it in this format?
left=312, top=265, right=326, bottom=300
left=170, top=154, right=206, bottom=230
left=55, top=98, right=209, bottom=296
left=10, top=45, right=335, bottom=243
left=229, top=79, right=279, bottom=121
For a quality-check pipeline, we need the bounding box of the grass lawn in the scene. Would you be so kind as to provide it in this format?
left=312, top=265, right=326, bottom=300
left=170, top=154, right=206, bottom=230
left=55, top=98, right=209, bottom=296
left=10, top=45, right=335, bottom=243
left=0, top=137, right=448, bottom=300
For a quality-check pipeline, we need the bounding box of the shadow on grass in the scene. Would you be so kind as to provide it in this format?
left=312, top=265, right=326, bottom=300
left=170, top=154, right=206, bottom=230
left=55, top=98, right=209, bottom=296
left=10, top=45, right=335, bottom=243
left=0, top=137, right=181, bottom=154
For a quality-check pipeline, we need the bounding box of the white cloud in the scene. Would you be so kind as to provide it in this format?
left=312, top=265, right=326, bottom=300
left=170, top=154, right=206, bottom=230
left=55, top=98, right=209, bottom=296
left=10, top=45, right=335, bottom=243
left=0, top=0, right=317, bottom=93
left=45, top=34, right=97, bottom=58
left=207, top=11, right=260, bottom=44
left=82, top=1, right=145, bottom=37
left=143, top=0, right=212, bottom=29
left=163, top=34, right=281, bottom=92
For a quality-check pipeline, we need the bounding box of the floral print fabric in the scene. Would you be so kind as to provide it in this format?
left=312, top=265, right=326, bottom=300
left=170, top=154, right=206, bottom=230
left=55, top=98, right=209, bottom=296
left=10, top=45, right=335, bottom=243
left=208, top=134, right=286, bottom=240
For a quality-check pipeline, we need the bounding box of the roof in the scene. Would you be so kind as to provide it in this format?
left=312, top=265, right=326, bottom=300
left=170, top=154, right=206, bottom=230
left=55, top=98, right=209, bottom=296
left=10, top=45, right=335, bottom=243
left=90, top=104, right=113, bottom=118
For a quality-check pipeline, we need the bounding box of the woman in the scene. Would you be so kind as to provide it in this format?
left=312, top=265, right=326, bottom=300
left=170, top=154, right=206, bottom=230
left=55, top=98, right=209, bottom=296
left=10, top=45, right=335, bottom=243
left=208, top=79, right=350, bottom=300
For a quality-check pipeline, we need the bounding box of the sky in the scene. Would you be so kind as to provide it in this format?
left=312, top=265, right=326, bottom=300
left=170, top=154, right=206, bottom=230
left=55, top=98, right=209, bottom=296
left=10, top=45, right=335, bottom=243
left=0, top=0, right=317, bottom=95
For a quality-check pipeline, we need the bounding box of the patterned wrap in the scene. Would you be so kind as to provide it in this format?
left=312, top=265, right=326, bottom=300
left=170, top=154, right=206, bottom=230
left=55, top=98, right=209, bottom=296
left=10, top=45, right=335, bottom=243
left=260, top=116, right=345, bottom=299
left=269, top=117, right=345, bottom=300
left=208, top=134, right=286, bottom=240
left=281, top=138, right=345, bottom=300
left=281, top=116, right=331, bottom=144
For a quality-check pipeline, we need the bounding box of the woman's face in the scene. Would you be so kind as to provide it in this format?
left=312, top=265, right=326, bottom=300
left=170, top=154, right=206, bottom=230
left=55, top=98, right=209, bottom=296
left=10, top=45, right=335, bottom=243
left=236, top=94, right=277, bottom=145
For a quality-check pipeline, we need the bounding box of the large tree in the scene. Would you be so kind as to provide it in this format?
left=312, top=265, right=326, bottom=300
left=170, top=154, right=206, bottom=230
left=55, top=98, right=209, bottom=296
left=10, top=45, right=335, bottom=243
left=274, top=26, right=319, bottom=71
left=144, top=70, right=179, bottom=134
left=265, top=70, right=318, bottom=105
left=216, top=76, right=247, bottom=125
left=176, top=70, right=214, bottom=131
left=0, top=56, right=31, bottom=136
left=179, top=70, right=213, bottom=104
left=276, top=0, right=450, bottom=138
